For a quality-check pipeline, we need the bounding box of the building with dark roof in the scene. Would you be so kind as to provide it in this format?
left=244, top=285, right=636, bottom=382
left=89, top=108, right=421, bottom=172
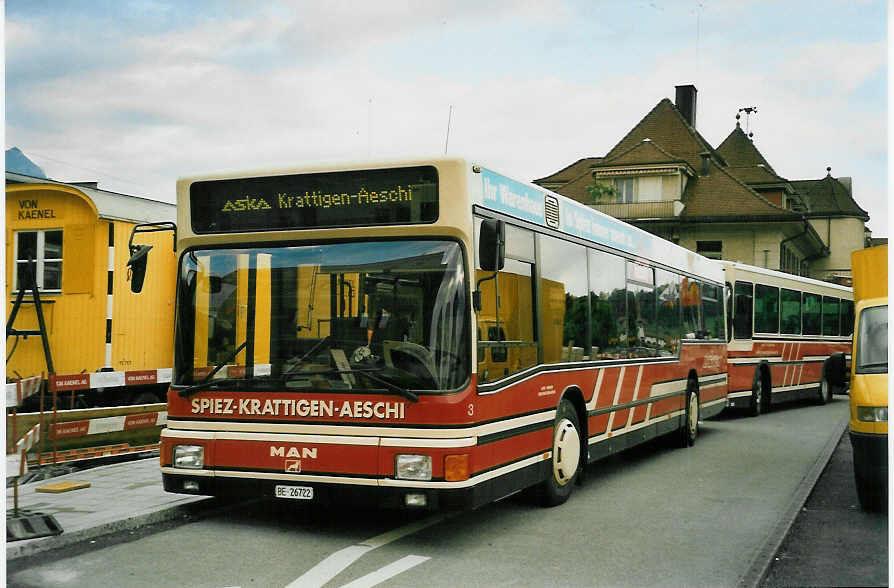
left=534, top=85, right=872, bottom=283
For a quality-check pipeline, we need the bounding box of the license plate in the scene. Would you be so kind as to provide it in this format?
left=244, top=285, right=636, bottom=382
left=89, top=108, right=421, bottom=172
left=274, top=485, right=314, bottom=500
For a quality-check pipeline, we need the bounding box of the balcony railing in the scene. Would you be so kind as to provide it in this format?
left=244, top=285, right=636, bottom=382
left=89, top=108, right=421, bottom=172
left=588, top=200, right=683, bottom=219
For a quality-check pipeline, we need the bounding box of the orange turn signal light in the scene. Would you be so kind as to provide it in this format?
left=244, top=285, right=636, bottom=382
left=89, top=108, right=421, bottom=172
left=444, top=454, right=470, bottom=481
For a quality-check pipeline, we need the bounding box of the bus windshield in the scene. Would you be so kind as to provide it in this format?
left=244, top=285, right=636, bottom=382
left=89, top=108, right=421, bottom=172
left=174, top=240, right=469, bottom=393
left=856, top=305, right=888, bottom=374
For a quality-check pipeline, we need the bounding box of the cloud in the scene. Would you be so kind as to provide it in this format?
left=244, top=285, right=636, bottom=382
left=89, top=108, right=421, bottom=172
left=6, top=1, right=888, bottom=235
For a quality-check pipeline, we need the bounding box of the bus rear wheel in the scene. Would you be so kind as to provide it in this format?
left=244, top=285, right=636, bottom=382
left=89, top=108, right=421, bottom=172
left=749, top=369, right=764, bottom=417
left=679, top=380, right=699, bottom=448
left=538, top=398, right=581, bottom=507
left=817, top=370, right=831, bottom=405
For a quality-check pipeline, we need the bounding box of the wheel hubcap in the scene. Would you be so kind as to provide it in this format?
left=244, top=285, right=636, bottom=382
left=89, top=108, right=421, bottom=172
left=688, top=393, right=698, bottom=437
left=553, top=418, right=581, bottom=486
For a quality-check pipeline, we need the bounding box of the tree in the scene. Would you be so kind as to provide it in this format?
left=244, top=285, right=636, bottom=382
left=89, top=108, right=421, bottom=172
left=585, top=182, right=617, bottom=204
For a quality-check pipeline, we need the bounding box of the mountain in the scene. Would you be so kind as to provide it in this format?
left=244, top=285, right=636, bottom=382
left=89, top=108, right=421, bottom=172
left=6, top=147, right=48, bottom=179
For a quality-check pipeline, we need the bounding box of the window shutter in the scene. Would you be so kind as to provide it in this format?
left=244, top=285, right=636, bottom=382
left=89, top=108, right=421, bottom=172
left=62, top=224, right=95, bottom=293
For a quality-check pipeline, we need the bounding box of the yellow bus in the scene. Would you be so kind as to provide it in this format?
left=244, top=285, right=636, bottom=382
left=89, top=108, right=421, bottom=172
left=849, top=244, right=888, bottom=511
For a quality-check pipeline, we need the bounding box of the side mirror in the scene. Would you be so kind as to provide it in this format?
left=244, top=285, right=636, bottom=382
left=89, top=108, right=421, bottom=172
left=479, top=219, right=505, bottom=272
left=127, top=245, right=153, bottom=293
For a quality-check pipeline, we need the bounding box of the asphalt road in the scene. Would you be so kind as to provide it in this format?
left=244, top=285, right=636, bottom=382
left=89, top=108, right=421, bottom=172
left=9, top=397, right=851, bottom=588
left=762, top=427, right=889, bottom=587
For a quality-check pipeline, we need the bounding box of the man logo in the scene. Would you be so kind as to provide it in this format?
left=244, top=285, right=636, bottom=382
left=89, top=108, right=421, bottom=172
left=285, top=460, right=302, bottom=473
left=270, top=446, right=318, bottom=459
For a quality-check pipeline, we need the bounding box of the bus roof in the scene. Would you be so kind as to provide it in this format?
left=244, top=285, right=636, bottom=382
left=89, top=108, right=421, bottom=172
left=719, top=260, right=853, bottom=296
left=467, top=161, right=724, bottom=284
left=176, top=156, right=723, bottom=284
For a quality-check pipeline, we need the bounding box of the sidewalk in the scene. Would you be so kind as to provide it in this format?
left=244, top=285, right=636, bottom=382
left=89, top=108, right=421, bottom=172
left=6, top=457, right=212, bottom=561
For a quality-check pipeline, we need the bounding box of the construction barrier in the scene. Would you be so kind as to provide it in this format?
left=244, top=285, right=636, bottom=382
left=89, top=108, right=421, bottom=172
left=6, top=376, right=44, bottom=479
left=6, top=423, right=40, bottom=479
left=8, top=403, right=167, bottom=468
left=32, top=442, right=160, bottom=466
left=49, top=368, right=172, bottom=392
left=5, top=375, right=42, bottom=408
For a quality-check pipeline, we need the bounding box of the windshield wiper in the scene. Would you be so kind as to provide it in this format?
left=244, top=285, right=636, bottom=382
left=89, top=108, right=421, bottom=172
left=178, top=377, right=252, bottom=398
left=283, top=368, right=419, bottom=403
left=859, top=362, right=888, bottom=369
left=178, top=339, right=249, bottom=398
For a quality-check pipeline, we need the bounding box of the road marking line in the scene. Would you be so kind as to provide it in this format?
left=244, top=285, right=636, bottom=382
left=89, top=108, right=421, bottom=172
left=339, top=555, right=431, bottom=588
left=285, top=515, right=447, bottom=588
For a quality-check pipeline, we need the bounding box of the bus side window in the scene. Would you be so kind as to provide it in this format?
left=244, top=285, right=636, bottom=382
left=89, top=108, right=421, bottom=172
left=488, top=326, right=507, bottom=362
left=539, top=235, right=588, bottom=364
left=803, top=292, right=821, bottom=335
left=754, top=284, right=779, bottom=334
left=733, top=282, right=753, bottom=340
left=475, top=218, right=536, bottom=383
left=700, top=282, right=723, bottom=339
left=681, top=277, right=702, bottom=338
left=655, top=269, right=681, bottom=356
left=823, top=296, right=840, bottom=336
left=840, top=299, right=855, bottom=336
left=780, top=288, right=802, bottom=335
left=588, top=249, right=627, bottom=359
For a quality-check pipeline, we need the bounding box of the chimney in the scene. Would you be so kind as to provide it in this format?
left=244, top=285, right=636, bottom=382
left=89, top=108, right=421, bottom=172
left=675, top=84, right=698, bottom=128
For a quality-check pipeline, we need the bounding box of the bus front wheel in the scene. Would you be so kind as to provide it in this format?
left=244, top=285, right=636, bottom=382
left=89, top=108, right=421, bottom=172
left=538, top=398, right=581, bottom=507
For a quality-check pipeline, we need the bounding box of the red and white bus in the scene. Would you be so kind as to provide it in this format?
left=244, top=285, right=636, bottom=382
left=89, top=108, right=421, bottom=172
left=152, top=158, right=728, bottom=509
left=721, top=261, right=853, bottom=416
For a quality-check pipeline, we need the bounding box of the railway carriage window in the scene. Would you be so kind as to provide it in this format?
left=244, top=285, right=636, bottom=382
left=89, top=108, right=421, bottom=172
left=840, top=299, right=855, bottom=336
left=733, top=282, right=753, bottom=340
left=802, top=293, right=821, bottom=335
left=14, top=229, right=63, bottom=292
left=540, top=236, right=588, bottom=363
left=780, top=288, right=802, bottom=335
left=754, top=284, right=780, bottom=334
left=654, top=269, right=681, bottom=355
left=588, top=249, right=627, bottom=359
left=822, top=296, right=840, bottom=336
left=701, top=283, right=723, bottom=340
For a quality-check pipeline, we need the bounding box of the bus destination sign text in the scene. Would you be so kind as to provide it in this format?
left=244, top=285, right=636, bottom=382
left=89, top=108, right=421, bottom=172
left=190, top=165, right=438, bottom=233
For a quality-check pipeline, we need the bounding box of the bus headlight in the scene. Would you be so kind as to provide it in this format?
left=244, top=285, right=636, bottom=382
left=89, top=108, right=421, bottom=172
left=173, top=445, right=204, bottom=469
left=395, top=454, right=432, bottom=481
left=857, top=406, right=888, bottom=422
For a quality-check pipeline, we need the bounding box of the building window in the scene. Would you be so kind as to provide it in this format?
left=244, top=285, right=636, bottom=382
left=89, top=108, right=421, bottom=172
left=14, top=230, right=63, bottom=292
left=780, top=244, right=800, bottom=275
left=696, top=240, right=722, bottom=260
left=613, top=178, right=635, bottom=203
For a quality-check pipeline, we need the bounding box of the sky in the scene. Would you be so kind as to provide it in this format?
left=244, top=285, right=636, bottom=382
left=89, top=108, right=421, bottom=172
left=5, top=0, right=889, bottom=237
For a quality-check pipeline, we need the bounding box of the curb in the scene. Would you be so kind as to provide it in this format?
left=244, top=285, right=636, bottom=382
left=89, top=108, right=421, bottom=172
left=737, top=409, right=849, bottom=588
left=6, top=495, right=214, bottom=561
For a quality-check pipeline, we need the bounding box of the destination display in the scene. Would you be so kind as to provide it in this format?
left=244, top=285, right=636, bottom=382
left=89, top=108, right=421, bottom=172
left=190, top=165, right=438, bottom=233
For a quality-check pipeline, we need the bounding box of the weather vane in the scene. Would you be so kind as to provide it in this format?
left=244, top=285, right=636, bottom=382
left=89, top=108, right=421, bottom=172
left=736, top=106, right=758, bottom=138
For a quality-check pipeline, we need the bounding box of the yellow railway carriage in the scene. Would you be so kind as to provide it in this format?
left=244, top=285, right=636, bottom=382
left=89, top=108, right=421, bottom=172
left=6, top=172, right=177, bottom=406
